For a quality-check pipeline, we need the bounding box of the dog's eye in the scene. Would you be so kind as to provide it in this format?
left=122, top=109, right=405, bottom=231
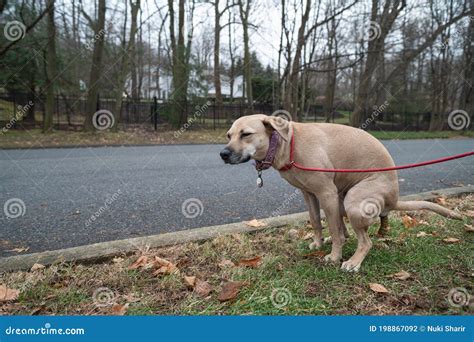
left=241, top=132, right=253, bottom=138
left=227, top=133, right=231, bottom=140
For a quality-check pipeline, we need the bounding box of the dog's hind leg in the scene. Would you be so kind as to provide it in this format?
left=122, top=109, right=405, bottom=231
left=302, top=191, right=324, bottom=249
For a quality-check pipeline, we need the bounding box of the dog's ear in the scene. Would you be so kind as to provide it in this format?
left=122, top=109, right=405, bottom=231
left=262, top=115, right=290, bottom=141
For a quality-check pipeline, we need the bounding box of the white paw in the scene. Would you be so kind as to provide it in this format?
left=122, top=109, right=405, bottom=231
left=324, top=254, right=341, bottom=264
left=309, top=238, right=324, bottom=250
left=341, top=260, right=361, bottom=272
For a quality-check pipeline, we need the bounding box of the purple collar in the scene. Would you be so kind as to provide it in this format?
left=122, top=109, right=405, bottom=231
left=255, top=131, right=280, bottom=171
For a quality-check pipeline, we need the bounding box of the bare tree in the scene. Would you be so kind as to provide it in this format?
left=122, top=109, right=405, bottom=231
left=238, top=0, right=253, bottom=107
left=43, top=0, right=57, bottom=132
left=83, top=0, right=107, bottom=131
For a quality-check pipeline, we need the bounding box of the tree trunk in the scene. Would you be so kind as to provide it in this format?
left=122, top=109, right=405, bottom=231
left=83, top=0, right=106, bottom=131
left=113, top=0, right=140, bottom=131
left=214, top=0, right=223, bottom=106
left=43, top=0, right=57, bottom=133
left=239, top=0, right=253, bottom=108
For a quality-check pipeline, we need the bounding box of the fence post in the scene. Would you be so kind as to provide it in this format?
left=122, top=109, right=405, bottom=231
left=213, top=100, right=216, bottom=130
left=153, top=96, right=158, bottom=131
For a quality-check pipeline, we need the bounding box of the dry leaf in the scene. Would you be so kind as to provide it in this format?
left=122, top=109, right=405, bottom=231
left=463, top=210, right=474, bottom=218
left=391, top=270, right=411, bottom=280
left=416, top=231, right=431, bottom=237
left=402, top=215, right=417, bottom=228
left=244, top=219, right=267, bottom=228
left=218, top=259, right=236, bottom=268
left=0, top=285, right=20, bottom=302
left=442, top=237, right=460, bottom=244
left=7, top=247, right=29, bottom=253
left=112, top=257, right=124, bottom=263
left=152, top=256, right=178, bottom=275
left=128, top=255, right=148, bottom=270
left=184, top=276, right=196, bottom=288
left=418, top=220, right=430, bottom=226
left=30, top=263, right=45, bottom=272
left=218, top=281, right=246, bottom=302
left=464, top=224, right=474, bottom=232
left=303, top=250, right=326, bottom=258
left=369, top=283, right=389, bottom=294
left=238, top=256, right=262, bottom=268
left=435, top=197, right=447, bottom=206
left=194, top=279, right=212, bottom=297
left=111, top=303, right=128, bottom=315
left=288, top=229, right=299, bottom=239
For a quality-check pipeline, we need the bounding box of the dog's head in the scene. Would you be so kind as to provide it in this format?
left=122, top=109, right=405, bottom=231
left=220, top=114, right=290, bottom=164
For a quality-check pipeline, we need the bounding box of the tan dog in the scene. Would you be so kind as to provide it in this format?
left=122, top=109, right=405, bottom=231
left=220, top=114, right=462, bottom=272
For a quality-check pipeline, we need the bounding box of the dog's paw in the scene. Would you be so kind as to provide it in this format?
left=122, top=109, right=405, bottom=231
left=323, top=253, right=341, bottom=264
left=341, top=259, right=361, bottom=272
left=309, top=238, right=324, bottom=250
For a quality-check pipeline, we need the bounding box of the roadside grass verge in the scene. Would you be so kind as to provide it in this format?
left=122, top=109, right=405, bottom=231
left=0, top=196, right=472, bottom=316
left=1, top=128, right=472, bottom=149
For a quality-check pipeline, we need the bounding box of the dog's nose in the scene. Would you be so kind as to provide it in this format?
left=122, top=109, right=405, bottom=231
left=220, top=148, right=231, bottom=161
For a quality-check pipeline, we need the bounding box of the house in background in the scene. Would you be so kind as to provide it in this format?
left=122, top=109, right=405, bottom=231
left=128, top=66, right=245, bottom=102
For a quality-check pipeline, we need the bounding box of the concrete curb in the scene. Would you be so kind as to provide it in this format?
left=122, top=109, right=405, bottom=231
left=1, top=186, right=472, bottom=273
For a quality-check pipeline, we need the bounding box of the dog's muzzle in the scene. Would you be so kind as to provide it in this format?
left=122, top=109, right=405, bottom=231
left=220, top=148, right=250, bottom=164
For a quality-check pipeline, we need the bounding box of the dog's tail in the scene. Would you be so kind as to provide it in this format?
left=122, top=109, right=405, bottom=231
left=395, top=200, right=462, bottom=220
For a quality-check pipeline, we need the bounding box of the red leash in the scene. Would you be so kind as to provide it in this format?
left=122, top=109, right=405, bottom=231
left=279, top=132, right=474, bottom=173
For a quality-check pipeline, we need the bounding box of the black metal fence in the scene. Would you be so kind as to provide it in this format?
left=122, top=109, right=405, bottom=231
left=0, top=91, right=437, bottom=131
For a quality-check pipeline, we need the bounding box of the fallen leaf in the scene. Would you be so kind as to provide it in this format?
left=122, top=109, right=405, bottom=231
left=418, top=220, right=430, bottom=226
left=152, top=256, right=178, bottom=275
left=369, top=283, right=389, bottom=294
left=302, top=232, right=314, bottom=240
left=128, top=255, right=148, bottom=270
left=0, top=285, right=20, bottom=302
left=464, top=224, right=474, bottom=232
left=30, top=263, right=45, bottom=272
left=113, top=257, right=124, bottom=263
left=238, top=256, right=262, bottom=268
left=194, top=279, right=212, bottom=297
left=435, top=197, right=447, bottom=206
left=7, top=247, right=29, bottom=253
left=288, top=229, right=299, bottom=239
left=442, top=237, right=460, bottom=244
left=416, top=231, right=431, bottom=237
left=463, top=210, right=474, bottom=218
left=391, top=270, right=411, bottom=281
left=111, top=303, right=128, bottom=315
left=303, top=250, right=326, bottom=258
left=244, top=219, right=267, bottom=228
left=402, top=215, right=417, bottom=228
left=184, top=275, right=196, bottom=288
left=218, top=259, right=236, bottom=268
left=218, top=281, right=246, bottom=302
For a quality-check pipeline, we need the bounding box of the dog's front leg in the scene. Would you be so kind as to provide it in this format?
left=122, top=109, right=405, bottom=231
left=302, top=191, right=324, bottom=249
left=317, top=189, right=345, bottom=263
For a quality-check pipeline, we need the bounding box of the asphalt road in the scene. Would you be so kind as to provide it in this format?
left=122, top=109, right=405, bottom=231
left=1, top=139, right=473, bottom=255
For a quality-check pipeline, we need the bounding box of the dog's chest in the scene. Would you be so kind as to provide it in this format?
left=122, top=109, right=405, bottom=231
left=278, top=171, right=313, bottom=192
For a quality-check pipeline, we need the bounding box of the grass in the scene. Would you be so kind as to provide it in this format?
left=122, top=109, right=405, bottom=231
left=0, top=127, right=472, bottom=149
left=0, top=196, right=472, bottom=316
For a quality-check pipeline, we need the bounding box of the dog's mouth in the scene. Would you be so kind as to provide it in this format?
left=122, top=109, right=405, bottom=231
left=220, top=148, right=251, bottom=164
